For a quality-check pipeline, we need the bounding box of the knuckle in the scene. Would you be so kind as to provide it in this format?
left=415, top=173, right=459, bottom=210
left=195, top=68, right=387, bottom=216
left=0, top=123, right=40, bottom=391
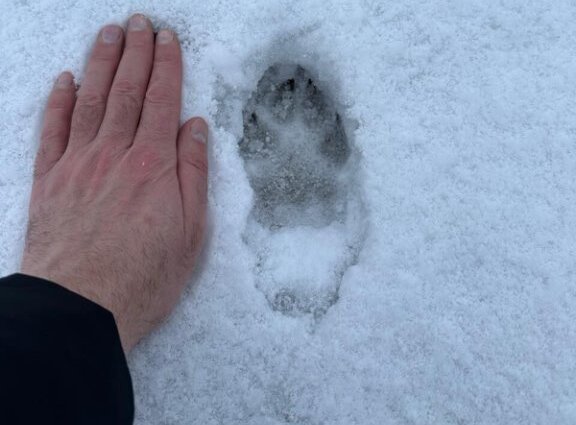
left=126, top=34, right=152, bottom=49
left=102, top=85, right=143, bottom=135
left=92, top=141, right=121, bottom=161
left=112, top=80, right=144, bottom=117
left=181, top=151, right=208, bottom=175
left=154, top=42, right=180, bottom=63
left=71, top=99, right=102, bottom=134
left=113, top=78, right=145, bottom=99
left=115, top=96, right=141, bottom=123
left=145, top=83, right=178, bottom=107
left=76, top=90, right=107, bottom=109
left=139, top=121, right=173, bottom=140
left=82, top=142, right=120, bottom=177
left=91, top=47, right=118, bottom=63
left=40, top=124, right=66, bottom=144
left=72, top=109, right=95, bottom=132
left=47, top=93, right=71, bottom=110
left=154, top=49, right=179, bottom=64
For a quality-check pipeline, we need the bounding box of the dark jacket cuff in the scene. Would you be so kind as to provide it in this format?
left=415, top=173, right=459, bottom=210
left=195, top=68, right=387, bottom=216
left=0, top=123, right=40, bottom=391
left=0, top=273, right=134, bottom=424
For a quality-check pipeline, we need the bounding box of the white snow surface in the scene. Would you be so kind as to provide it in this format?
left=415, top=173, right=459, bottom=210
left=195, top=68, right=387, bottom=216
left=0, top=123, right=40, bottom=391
left=2, top=0, right=576, bottom=424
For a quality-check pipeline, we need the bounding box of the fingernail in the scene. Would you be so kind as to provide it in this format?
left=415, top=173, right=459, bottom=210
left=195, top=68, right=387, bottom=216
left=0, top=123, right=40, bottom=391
left=190, top=119, right=208, bottom=144
left=102, top=25, right=122, bottom=43
left=55, top=72, right=73, bottom=88
left=129, top=14, right=148, bottom=31
left=157, top=29, right=174, bottom=44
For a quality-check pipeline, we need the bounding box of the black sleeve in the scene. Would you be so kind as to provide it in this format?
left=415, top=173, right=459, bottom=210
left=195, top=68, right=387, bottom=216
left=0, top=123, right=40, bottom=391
left=0, top=273, right=134, bottom=424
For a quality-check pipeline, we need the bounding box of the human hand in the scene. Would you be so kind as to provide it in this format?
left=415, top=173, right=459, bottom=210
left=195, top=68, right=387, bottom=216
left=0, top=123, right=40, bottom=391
left=20, top=14, right=209, bottom=352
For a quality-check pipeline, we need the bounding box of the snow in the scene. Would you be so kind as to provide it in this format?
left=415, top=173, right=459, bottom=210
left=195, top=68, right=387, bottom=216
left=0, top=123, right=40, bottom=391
left=2, top=0, right=576, bottom=423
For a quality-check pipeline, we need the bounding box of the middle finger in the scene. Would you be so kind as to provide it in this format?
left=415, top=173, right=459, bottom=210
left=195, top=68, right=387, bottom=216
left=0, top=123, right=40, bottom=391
left=97, top=14, right=154, bottom=147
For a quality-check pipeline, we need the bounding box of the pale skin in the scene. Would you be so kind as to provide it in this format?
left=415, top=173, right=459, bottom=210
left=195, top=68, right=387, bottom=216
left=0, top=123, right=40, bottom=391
left=19, top=14, right=208, bottom=353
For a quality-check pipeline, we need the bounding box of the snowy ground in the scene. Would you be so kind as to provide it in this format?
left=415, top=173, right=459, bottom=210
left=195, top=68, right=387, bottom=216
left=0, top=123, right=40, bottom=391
left=2, top=0, right=576, bottom=423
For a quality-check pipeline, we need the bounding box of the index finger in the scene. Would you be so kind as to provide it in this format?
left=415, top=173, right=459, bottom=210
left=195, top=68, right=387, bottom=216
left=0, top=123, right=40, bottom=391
left=132, top=29, right=182, bottom=154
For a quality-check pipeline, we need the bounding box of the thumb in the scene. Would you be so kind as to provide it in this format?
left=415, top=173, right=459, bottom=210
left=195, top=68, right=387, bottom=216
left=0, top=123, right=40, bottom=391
left=177, top=117, right=209, bottom=258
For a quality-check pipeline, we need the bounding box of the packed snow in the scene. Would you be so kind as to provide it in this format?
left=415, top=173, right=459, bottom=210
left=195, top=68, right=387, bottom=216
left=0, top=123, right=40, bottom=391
left=1, top=0, right=576, bottom=424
